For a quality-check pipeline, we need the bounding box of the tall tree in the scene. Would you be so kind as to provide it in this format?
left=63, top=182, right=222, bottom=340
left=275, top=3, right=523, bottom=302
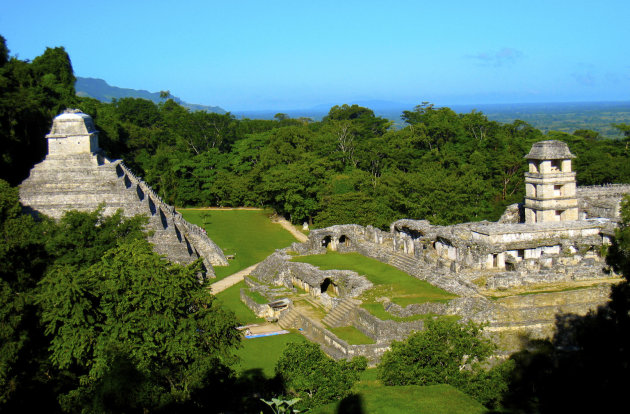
left=0, top=38, right=76, bottom=185
left=38, top=239, right=241, bottom=412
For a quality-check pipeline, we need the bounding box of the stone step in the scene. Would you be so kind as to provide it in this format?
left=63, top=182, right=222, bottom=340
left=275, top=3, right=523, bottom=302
left=322, top=298, right=360, bottom=328
left=278, top=308, right=300, bottom=329
left=301, top=295, right=327, bottom=310
left=388, top=253, right=420, bottom=273
left=390, top=260, right=418, bottom=271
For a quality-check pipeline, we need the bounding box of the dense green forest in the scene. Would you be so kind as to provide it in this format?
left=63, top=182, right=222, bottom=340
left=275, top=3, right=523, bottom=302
left=75, top=99, right=630, bottom=229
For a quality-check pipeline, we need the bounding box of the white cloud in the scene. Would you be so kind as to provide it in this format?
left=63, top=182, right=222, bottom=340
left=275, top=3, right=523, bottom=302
left=467, top=47, right=523, bottom=67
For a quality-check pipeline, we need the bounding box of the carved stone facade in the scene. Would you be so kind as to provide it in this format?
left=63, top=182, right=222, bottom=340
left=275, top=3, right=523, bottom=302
left=524, top=140, right=579, bottom=223
left=19, top=109, right=228, bottom=275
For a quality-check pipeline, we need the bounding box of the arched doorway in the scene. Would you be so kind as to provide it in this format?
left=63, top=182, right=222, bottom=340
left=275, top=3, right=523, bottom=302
left=321, top=278, right=332, bottom=293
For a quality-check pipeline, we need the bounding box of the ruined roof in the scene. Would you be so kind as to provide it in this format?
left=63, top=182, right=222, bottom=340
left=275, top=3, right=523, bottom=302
left=391, top=219, right=432, bottom=233
left=525, top=140, right=575, bottom=160
left=46, top=108, right=97, bottom=138
left=468, top=219, right=606, bottom=236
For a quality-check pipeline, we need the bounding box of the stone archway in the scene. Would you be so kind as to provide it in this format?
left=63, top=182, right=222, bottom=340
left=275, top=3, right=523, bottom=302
left=339, top=235, right=350, bottom=247
left=321, top=235, right=332, bottom=248
left=321, top=277, right=332, bottom=293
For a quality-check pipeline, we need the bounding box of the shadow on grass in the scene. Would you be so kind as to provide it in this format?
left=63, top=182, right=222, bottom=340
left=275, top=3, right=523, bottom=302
left=233, top=368, right=285, bottom=413
left=336, top=393, right=365, bottom=414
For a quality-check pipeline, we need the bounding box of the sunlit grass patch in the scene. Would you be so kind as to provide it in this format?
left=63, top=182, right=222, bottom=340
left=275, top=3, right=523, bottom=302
left=236, top=333, right=308, bottom=377
left=328, top=326, right=375, bottom=345
left=310, top=383, right=486, bottom=414
left=181, top=209, right=298, bottom=280
left=215, top=281, right=264, bottom=325
left=291, top=252, right=457, bottom=318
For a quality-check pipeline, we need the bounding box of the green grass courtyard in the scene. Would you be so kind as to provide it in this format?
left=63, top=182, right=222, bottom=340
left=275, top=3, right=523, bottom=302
left=201, top=214, right=481, bottom=412
left=180, top=208, right=298, bottom=280
left=291, top=252, right=457, bottom=319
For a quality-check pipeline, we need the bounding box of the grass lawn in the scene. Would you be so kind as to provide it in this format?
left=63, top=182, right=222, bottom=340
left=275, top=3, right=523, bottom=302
left=291, top=252, right=457, bottom=315
left=215, top=281, right=264, bottom=325
left=236, top=333, right=309, bottom=377
left=180, top=209, right=298, bottom=280
left=215, top=282, right=309, bottom=377
left=311, top=382, right=487, bottom=414
left=329, top=326, right=375, bottom=345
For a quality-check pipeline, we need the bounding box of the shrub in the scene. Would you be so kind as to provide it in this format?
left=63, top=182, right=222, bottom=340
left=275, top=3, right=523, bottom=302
left=377, top=318, right=511, bottom=408
left=275, top=342, right=366, bottom=410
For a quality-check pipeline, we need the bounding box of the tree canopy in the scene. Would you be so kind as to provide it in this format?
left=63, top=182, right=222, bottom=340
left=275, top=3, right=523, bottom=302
left=3, top=34, right=630, bottom=229
left=0, top=178, right=241, bottom=412
left=275, top=342, right=366, bottom=410
left=378, top=318, right=512, bottom=409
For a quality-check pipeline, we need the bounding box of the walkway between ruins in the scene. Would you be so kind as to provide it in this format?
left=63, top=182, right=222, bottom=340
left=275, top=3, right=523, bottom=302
left=272, top=216, right=309, bottom=242
left=209, top=263, right=260, bottom=294
left=202, top=208, right=307, bottom=293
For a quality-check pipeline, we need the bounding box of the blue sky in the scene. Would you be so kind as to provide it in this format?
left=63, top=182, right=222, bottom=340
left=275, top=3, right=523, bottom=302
left=2, top=0, right=629, bottom=111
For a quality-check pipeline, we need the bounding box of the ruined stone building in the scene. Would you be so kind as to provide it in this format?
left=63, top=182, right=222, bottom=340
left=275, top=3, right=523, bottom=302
left=243, top=140, right=630, bottom=361
left=19, top=109, right=227, bottom=275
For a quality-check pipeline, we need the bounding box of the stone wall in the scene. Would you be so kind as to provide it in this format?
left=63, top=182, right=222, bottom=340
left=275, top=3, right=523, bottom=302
left=239, top=289, right=269, bottom=318
left=292, top=311, right=392, bottom=365
left=383, top=297, right=494, bottom=320
left=482, top=286, right=612, bottom=352
left=354, top=308, right=424, bottom=342
left=577, top=184, right=630, bottom=220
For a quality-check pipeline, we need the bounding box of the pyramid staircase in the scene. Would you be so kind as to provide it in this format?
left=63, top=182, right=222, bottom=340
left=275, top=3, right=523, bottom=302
left=20, top=154, right=227, bottom=271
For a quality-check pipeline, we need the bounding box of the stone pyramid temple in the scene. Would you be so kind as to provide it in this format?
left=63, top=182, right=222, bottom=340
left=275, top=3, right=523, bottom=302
left=19, top=109, right=228, bottom=276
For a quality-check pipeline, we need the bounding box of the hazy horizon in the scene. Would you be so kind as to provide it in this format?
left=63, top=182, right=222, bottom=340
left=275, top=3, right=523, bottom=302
left=3, top=1, right=629, bottom=111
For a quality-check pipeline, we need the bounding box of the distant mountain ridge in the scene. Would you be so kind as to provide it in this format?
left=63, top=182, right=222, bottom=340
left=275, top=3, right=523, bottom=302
left=75, top=77, right=226, bottom=114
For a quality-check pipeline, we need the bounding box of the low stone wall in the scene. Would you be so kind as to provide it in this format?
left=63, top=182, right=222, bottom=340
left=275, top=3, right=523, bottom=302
left=383, top=297, right=494, bottom=321
left=483, top=261, right=611, bottom=290
left=240, top=289, right=269, bottom=318
left=577, top=184, right=630, bottom=198
left=295, top=312, right=392, bottom=365
left=355, top=308, right=424, bottom=342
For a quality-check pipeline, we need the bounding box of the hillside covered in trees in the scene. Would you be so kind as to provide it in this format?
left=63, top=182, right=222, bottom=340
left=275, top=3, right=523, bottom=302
left=75, top=100, right=630, bottom=230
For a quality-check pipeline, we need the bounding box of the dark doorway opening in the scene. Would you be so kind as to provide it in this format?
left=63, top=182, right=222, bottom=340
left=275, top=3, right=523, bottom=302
left=321, top=278, right=332, bottom=294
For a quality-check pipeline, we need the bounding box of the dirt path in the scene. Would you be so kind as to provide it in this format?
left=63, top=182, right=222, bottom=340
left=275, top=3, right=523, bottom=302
left=272, top=216, right=309, bottom=243
left=209, top=263, right=259, bottom=294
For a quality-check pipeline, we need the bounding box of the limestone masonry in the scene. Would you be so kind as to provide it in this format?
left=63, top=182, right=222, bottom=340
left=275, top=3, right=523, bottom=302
left=19, top=109, right=228, bottom=275
left=243, top=140, right=630, bottom=362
